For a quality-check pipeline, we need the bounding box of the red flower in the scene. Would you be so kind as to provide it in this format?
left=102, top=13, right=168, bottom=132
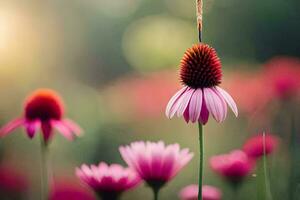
left=243, top=133, right=279, bottom=159
left=0, top=89, right=82, bottom=143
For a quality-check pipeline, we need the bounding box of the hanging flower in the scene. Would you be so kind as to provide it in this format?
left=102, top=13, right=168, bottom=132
left=243, top=133, right=279, bottom=159
left=179, top=184, right=222, bottom=200
left=209, top=150, right=254, bottom=184
left=76, top=162, right=140, bottom=200
left=119, top=141, right=193, bottom=193
left=166, top=44, right=238, bottom=124
left=0, top=89, right=82, bottom=143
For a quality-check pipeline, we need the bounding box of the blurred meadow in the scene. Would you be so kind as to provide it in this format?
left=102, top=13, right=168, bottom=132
left=0, top=0, right=300, bottom=199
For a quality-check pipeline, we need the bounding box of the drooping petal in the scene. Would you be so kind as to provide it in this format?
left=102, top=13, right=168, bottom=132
left=188, top=89, right=203, bottom=123
left=216, top=86, right=238, bottom=117
left=51, top=120, right=74, bottom=141
left=165, top=87, right=188, bottom=118
left=62, top=119, right=83, bottom=136
left=25, top=120, right=41, bottom=138
left=0, top=118, right=25, bottom=137
left=203, top=88, right=227, bottom=122
left=212, top=87, right=227, bottom=121
left=41, top=121, right=53, bottom=142
left=199, top=98, right=209, bottom=125
left=176, top=88, right=194, bottom=117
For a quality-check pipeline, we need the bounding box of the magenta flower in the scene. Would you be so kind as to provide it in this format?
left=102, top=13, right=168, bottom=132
left=210, top=150, right=254, bottom=184
left=264, top=57, right=300, bottom=100
left=0, top=89, right=82, bottom=143
left=243, top=134, right=279, bottom=159
left=179, top=184, right=222, bottom=200
left=49, top=180, right=96, bottom=200
left=119, top=141, right=193, bottom=198
left=76, top=162, right=140, bottom=200
left=166, top=44, right=238, bottom=124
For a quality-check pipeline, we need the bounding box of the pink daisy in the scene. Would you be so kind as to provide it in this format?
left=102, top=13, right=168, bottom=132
left=0, top=89, right=82, bottom=143
left=210, top=150, right=254, bottom=184
left=243, top=133, right=279, bottom=159
left=179, top=184, right=222, bottom=200
left=119, top=141, right=193, bottom=189
left=76, top=162, right=140, bottom=200
left=166, top=44, right=238, bottom=124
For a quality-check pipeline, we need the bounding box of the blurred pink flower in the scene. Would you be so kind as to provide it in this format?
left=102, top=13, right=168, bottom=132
left=76, top=162, right=140, bottom=200
left=0, top=164, right=28, bottom=194
left=166, top=44, right=237, bottom=125
left=179, top=184, right=222, bottom=200
left=263, top=57, right=300, bottom=100
left=243, top=133, right=279, bottom=159
left=210, top=150, right=254, bottom=183
left=0, top=89, right=82, bottom=143
left=119, top=141, right=193, bottom=188
left=49, top=179, right=96, bottom=200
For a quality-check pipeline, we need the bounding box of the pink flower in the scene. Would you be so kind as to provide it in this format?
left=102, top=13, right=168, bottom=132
left=264, top=57, right=300, bottom=100
left=0, top=89, right=82, bottom=143
left=179, top=184, right=222, bottom=200
left=76, top=162, right=140, bottom=200
left=49, top=179, right=96, bottom=200
left=210, top=150, right=254, bottom=183
left=166, top=44, right=238, bottom=125
left=0, top=164, right=28, bottom=194
left=119, top=141, right=193, bottom=188
left=243, top=134, right=279, bottom=159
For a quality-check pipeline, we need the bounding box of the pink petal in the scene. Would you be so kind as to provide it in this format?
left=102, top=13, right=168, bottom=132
left=189, top=89, right=203, bottom=123
left=176, top=88, right=194, bottom=117
left=183, top=108, right=190, bottom=123
left=212, top=87, right=228, bottom=121
left=203, top=88, right=227, bottom=123
left=41, top=121, right=53, bottom=143
left=199, top=98, right=209, bottom=125
left=25, top=120, right=41, bottom=138
left=216, top=86, right=238, bottom=117
left=165, top=87, right=188, bottom=118
left=0, top=118, right=25, bottom=137
left=62, top=119, right=83, bottom=136
left=51, top=120, right=74, bottom=141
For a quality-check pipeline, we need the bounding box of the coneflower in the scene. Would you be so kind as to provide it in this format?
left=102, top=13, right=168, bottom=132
left=165, top=1, right=237, bottom=199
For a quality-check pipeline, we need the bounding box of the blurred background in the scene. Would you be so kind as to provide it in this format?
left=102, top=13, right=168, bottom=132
left=0, top=0, right=299, bottom=199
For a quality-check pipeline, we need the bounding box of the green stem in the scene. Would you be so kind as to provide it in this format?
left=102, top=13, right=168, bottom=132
left=198, top=123, right=203, bottom=200
left=40, top=139, right=49, bottom=200
left=152, top=187, right=160, bottom=200
left=262, top=133, right=273, bottom=200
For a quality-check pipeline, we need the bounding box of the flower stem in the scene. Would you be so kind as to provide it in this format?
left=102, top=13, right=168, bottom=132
left=198, top=122, right=204, bottom=200
left=40, top=138, right=49, bottom=200
left=152, top=187, right=160, bottom=200
left=262, top=133, right=273, bottom=200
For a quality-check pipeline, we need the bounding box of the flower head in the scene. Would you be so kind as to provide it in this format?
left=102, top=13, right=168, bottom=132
left=76, top=162, right=140, bottom=200
left=49, top=179, right=96, bottom=200
left=166, top=43, right=237, bottom=124
left=119, top=141, right=193, bottom=189
left=264, top=57, right=300, bottom=100
left=243, top=133, right=279, bottom=159
left=179, top=184, right=222, bottom=200
left=0, top=89, right=82, bottom=143
left=210, top=150, right=254, bottom=184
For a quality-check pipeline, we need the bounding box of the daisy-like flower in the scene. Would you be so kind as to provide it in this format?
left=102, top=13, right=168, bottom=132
left=119, top=141, right=193, bottom=198
left=0, top=89, right=82, bottom=143
left=166, top=43, right=238, bottom=124
left=210, top=150, right=254, bottom=184
left=76, top=162, right=141, bottom=200
left=179, top=184, right=222, bottom=200
left=243, top=133, right=279, bottom=159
